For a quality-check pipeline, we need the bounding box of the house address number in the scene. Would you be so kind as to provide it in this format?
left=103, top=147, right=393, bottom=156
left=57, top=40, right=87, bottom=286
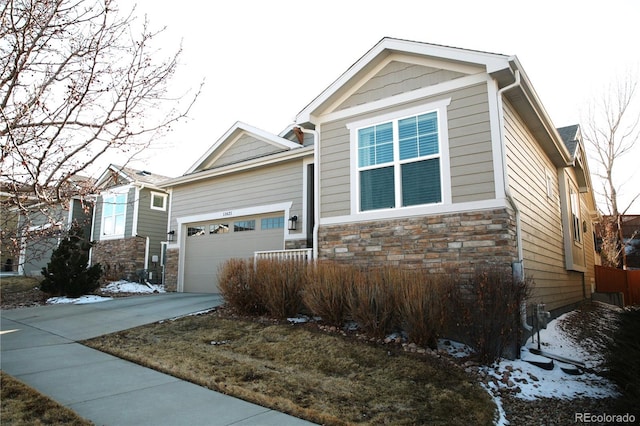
left=222, top=211, right=233, bottom=217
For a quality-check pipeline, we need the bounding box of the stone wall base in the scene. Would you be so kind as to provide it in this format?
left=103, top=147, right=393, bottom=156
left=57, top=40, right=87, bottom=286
left=92, top=236, right=147, bottom=283
left=318, top=208, right=518, bottom=277
left=163, top=248, right=179, bottom=292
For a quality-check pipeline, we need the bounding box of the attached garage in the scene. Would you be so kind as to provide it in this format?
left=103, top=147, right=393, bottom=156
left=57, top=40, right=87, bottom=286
left=182, top=213, right=285, bottom=293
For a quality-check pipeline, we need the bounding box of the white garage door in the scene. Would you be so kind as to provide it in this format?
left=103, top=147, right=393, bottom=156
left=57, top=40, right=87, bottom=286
left=183, top=213, right=285, bottom=293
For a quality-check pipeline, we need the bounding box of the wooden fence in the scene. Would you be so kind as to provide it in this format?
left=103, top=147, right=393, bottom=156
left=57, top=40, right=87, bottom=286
left=594, top=265, right=640, bottom=306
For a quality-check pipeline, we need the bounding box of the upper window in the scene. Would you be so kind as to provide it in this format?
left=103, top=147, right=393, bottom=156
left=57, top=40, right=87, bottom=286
left=570, top=186, right=582, bottom=244
left=356, top=110, right=442, bottom=211
left=102, top=193, right=127, bottom=237
left=150, top=192, right=167, bottom=211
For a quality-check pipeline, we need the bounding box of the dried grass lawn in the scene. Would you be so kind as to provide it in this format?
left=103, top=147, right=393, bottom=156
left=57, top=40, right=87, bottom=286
left=84, top=309, right=495, bottom=425
left=0, top=371, right=92, bottom=426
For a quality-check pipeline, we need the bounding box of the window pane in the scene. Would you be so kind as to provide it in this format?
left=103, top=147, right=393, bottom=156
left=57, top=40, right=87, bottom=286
left=234, top=220, right=255, bottom=232
left=103, top=199, right=114, bottom=217
left=188, top=226, right=205, bottom=237
left=358, top=122, right=394, bottom=167
left=360, top=166, right=395, bottom=211
left=417, top=112, right=439, bottom=156
left=114, top=216, right=125, bottom=235
left=261, top=217, right=284, bottom=229
left=152, top=194, right=165, bottom=208
left=103, top=217, right=113, bottom=234
left=210, top=224, right=229, bottom=234
left=400, top=112, right=439, bottom=160
left=401, top=159, right=441, bottom=206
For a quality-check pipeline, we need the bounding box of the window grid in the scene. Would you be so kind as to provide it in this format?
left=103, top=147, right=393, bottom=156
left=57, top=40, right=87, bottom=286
left=261, top=216, right=284, bottom=229
left=357, top=111, right=442, bottom=212
left=102, top=193, right=127, bottom=236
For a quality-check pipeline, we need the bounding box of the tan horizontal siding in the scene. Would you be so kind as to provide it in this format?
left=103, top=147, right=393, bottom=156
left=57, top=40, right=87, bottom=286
left=503, top=100, right=585, bottom=311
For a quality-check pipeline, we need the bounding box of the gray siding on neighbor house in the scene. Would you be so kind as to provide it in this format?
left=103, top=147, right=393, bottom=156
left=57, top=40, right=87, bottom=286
left=169, top=160, right=307, bottom=236
left=213, top=134, right=286, bottom=168
left=503, top=100, right=588, bottom=311
left=337, top=61, right=467, bottom=111
left=319, top=81, right=495, bottom=219
left=136, top=188, right=169, bottom=272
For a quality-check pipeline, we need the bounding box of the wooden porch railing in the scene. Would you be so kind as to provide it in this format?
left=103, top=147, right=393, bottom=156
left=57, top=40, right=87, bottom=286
left=254, top=248, right=313, bottom=265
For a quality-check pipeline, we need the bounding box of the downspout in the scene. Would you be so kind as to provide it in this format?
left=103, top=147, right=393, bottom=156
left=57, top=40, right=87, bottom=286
left=495, top=68, right=532, bottom=333
left=296, top=127, right=319, bottom=260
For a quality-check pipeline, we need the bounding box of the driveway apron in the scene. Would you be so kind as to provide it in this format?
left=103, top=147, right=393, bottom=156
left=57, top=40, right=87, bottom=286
left=1, top=293, right=315, bottom=425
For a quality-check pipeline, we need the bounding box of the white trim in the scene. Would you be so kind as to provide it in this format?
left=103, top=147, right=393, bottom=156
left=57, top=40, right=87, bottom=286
left=322, top=73, right=487, bottom=124
left=302, top=157, right=314, bottom=240
left=185, top=121, right=303, bottom=174
left=486, top=79, right=506, bottom=200
left=320, top=198, right=508, bottom=225
left=161, top=146, right=313, bottom=188
left=175, top=202, right=293, bottom=292
left=150, top=191, right=168, bottom=211
left=296, top=38, right=510, bottom=123
left=131, top=187, right=140, bottom=237
left=99, top=186, right=130, bottom=240
left=348, top=98, right=452, bottom=215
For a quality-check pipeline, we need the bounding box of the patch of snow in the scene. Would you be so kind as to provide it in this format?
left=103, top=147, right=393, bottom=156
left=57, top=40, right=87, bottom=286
left=480, top=306, right=619, bottom=406
left=102, top=280, right=165, bottom=294
left=287, top=315, right=311, bottom=324
left=47, top=295, right=113, bottom=305
left=438, top=339, right=474, bottom=358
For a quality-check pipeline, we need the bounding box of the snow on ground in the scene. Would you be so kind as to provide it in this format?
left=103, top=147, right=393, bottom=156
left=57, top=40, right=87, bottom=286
left=102, top=280, right=165, bottom=294
left=47, top=295, right=113, bottom=304
left=445, top=303, right=621, bottom=426
left=46, top=280, right=165, bottom=305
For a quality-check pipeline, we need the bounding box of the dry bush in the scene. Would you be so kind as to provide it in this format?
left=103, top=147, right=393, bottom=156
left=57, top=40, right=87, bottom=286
left=348, top=266, right=399, bottom=338
left=218, top=258, right=265, bottom=315
left=255, top=259, right=307, bottom=319
left=396, top=270, right=456, bottom=349
left=303, top=261, right=353, bottom=326
left=456, top=264, right=532, bottom=363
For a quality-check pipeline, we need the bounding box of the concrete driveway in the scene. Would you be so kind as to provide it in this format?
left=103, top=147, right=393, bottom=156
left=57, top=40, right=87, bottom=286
left=1, top=293, right=315, bottom=426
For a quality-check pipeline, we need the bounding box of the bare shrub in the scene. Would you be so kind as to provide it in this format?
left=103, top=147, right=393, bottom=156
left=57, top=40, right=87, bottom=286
left=456, top=264, right=532, bottom=363
left=348, top=266, right=398, bottom=338
left=303, top=261, right=353, bottom=326
left=255, top=259, right=307, bottom=319
left=218, top=259, right=265, bottom=315
left=396, top=270, right=456, bottom=349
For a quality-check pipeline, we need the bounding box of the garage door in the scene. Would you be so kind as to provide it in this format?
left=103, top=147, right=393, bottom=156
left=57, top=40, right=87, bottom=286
left=183, top=213, right=285, bottom=293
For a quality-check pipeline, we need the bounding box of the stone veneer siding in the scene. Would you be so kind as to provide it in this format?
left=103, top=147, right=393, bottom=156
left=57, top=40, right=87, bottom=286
left=318, top=208, right=518, bottom=275
left=163, top=248, right=179, bottom=292
left=92, top=236, right=147, bottom=282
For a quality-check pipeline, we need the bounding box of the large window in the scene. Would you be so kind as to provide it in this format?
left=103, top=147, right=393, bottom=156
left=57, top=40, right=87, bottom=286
left=356, top=110, right=442, bottom=211
left=102, top=193, right=127, bottom=236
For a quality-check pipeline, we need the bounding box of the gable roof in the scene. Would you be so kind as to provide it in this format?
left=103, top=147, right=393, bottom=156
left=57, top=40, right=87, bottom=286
left=95, top=164, right=172, bottom=190
left=185, top=121, right=304, bottom=174
left=557, top=125, right=580, bottom=159
left=296, top=37, right=512, bottom=124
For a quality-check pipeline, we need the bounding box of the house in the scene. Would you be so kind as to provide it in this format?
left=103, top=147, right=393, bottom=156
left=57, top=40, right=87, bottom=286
left=160, top=122, right=314, bottom=292
left=89, top=164, right=171, bottom=284
left=0, top=179, right=94, bottom=276
left=161, top=38, right=598, bottom=317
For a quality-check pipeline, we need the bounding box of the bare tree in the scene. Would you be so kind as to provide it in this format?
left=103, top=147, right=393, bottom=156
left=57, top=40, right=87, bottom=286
left=583, top=73, right=639, bottom=269
left=0, top=0, right=201, bottom=268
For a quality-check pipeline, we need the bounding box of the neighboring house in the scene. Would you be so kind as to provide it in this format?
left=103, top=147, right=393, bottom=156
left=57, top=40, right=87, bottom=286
left=0, top=178, right=94, bottom=276
left=90, top=164, right=171, bottom=284
left=162, top=38, right=598, bottom=317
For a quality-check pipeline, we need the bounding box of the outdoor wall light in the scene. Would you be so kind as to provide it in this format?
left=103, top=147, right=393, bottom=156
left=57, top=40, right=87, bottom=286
left=167, top=230, right=175, bottom=242
left=288, top=215, right=298, bottom=231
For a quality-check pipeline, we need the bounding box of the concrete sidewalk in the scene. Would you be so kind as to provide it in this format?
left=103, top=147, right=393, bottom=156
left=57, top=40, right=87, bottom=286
left=1, top=293, right=315, bottom=426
